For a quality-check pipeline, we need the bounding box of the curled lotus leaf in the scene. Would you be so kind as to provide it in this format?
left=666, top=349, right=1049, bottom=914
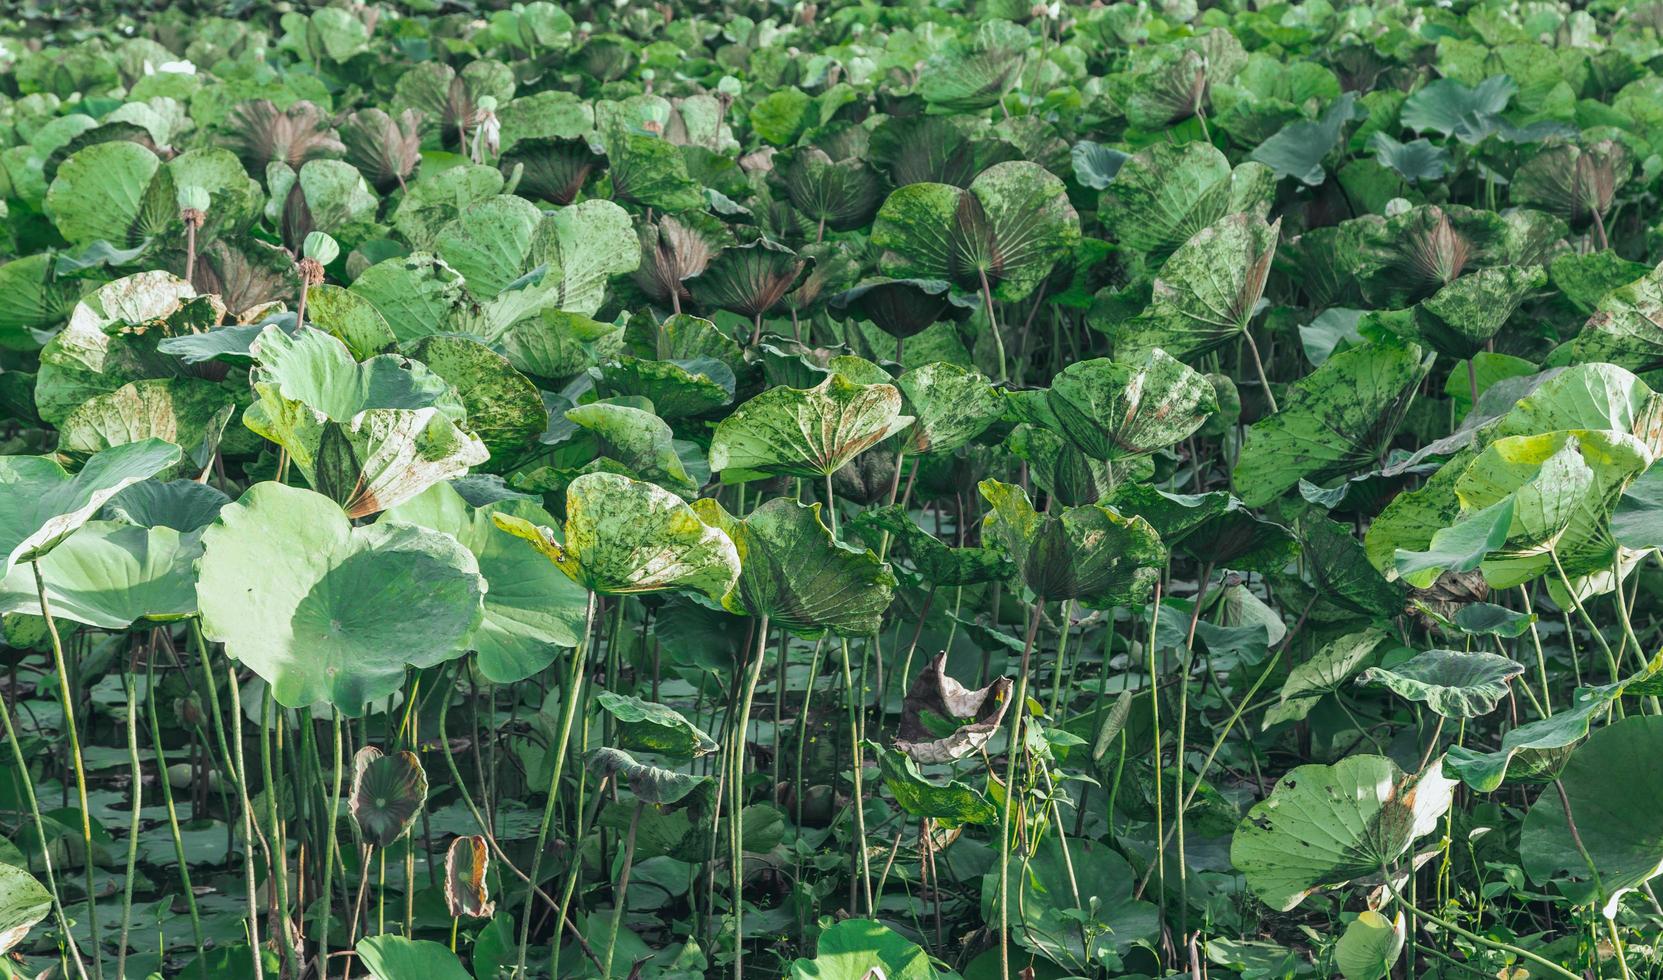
left=586, top=747, right=707, bottom=807
left=784, top=149, right=883, bottom=233
left=0, top=520, right=199, bottom=629
left=1444, top=682, right=1620, bottom=792
left=878, top=748, right=997, bottom=826
left=1230, top=755, right=1456, bottom=912
left=501, top=135, right=607, bottom=206
left=1339, top=204, right=1509, bottom=308
left=443, top=835, right=494, bottom=920
left=1335, top=910, right=1405, bottom=980
left=350, top=746, right=429, bottom=849
left=0, top=439, right=182, bottom=578
left=595, top=356, right=736, bottom=421
left=1361, top=265, right=1546, bottom=361
left=490, top=471, right=740, bottom=603
left=1358, top=649, right=1525, bottom=719
left=831, top=278, right=972, bottom=341
left=1099, top=141, right=1274, bottom=261
left=893, top=653, right=1012, bottom=764
left=595, top=691, right=718, bottom=759
left=1511, top=140, right=1631, bottom=229
left=1047, top=349, right=1219, bottom=462
left=896, top=362, right=1000, bottom=456
left=708, top=374, right=912, bottom=480
left=1571, top=263, right=1663, bottom=374
left=848, top=505, right=1012, bottom=587
left=632, top=215, right=725, bottom=311
left=1110, top=483, right=1298, bottom=574
left=978, top=479, right=1165, bottom=604
left=687, top=238, right=809, bottom=320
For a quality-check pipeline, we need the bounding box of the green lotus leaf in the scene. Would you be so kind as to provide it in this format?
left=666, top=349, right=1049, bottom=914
left=692, top=497, right=895, bottom=637
left=1048, top=350, right=1218, bottom=461
left=45, top=139, right=160, bottom=245
left=1231, top=755, right=1456, bottom=911
left=895, top=362, right=999, bottom=456
left=586, top=747, right=708, bottom=807
left=1110, top=484, right=1298, bottom=573
left=788, top=918, right=961, bottom=980
left=350, top=746, right=429, bottom=848
left=709, top=374, right=911, bottom=480
left=0, top=438, right=182, bottom=578
left=1234, top=340, right=1432, bottom=508
left=831, top=278, right=971, bottom=341
left=523, top=199, right=641, bottom=318
left=1340, top=204, right=1510, bottom=308
left=605, top=132, right=704, bottom=213
left=687, top=238, right=808, bottom=321
left=405, top=336, right=546, bottom=461
left=501, top=136, right=607, bottom=206
left=1570, top=263, right=1663, bottom=373
left=168, top=146, right=264, bottom=240
left=595, top=692, right=717, bottom=759
left=380, top=482, right=587, bottom=684
left=872, top=161, right=1080, bottom=303
left=1366, top=265, right=1545, bottom=362
left=243, top=325, right=489, bottom=518
left=0, top=520, right=198, bottom=628
left=1520, top=715, right=1663, bottom=917
left=197, top=482, right=485, bottom=710
left=595, top=356, right=735, bottom=421
left=916, top=19, right=1029, bottom=113
left=1452, top=429, right=1650, bottom=588
left=1335, top=910, right=1404, bottom=980
left=877, top=748, right=996, bottom=827
left=1099, top=141, right=1274, bottom=260
left=1614, top=463, right=1663, bottom=552
left=1400, top=75, right=1515, bottom=143
left=499, top=308, right=626, bottom=383
left=892, top=653, right=1012, bottom=764
left=1367, top=133, right=1451, bottom=182
left=979, top=835, right=1159, bottom=973
left=1276, top=503, right=1407, bottom=621
left=432, top=195, right=542, bottom=302
left=1071, top=140, right=1128, bottom=190
left=265, top=159, right=379, bottom=248
left=1110, top=213, right=1281, bottom=362
left=0, top=864, right=51, bottom=956
left=785, top=149, right=882, bottom=234
left=564, top=401, right=697, bottom=496
left=1392, top=497, right=1515, bottom=589
left=1262, top=629, right=1391, bottom=729
left=356, top=935, right=471, bottom=980
left=100, top=479, right=229, bottom=533
left=1358, top=649, right=1525, bottom=719
left=1005, top=423, right=1120, bottom=507
left=1511, top=140, right=1631, bottom=229
left=393, top=164, right=506, bottom=249
left=979, top=479, right=1164, bottom=604
left=867, top=115, right=1022, bottom=189
left=490, top=471, right=739, bottom=602
left=304, top=284, right=399, bottom=359
left=35, top=270, right=218, bottom=424
left=1249, top=92, right=1362, bottom=186
left=1444, top=682, right=1619, bottom=792
left=625, top=312, right=744, bottom=370
left=848, top=506, right=1012, bottom=587
left=0, top=254, right=84, bottom=351
left=57, top=377, right=234, bottom=475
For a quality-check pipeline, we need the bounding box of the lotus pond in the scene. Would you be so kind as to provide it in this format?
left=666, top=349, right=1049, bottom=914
left=3, top=0, right=1663, bottom=978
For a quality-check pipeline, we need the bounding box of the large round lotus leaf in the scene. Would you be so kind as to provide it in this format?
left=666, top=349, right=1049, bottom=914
left=1249, top=92, right=1362, bottom=186
left=1334, top=910, right=1404, bottom=980
left=1511, top=141, right=1631, bottom=227
left=605, top=132, right=705, bottom=213
left=1365, top=265, right=1546, bottom=361
left=57, top=378, right=234, bottom=470
left=405, top=336, right=546, bottom=462
left=687, top=238, right=808, bottom=320
left=167, top=146, right=263, bottom=239
left=1400, top=75, right=1515, bottom=143
left=490, top=471, right=739, bottom=603
left=1110, top=484, right=1298, bottom=573
left=0, top=254, right=85, bottom=351
left=596, top=356, right=735, bottom=421
left=872, top=161, right=1080, bottom=303
left=586, top=747, right=708, bottom=807
left=868, top=115, right=1022, bottom=189
left=1358, top=649, right=1524, bottom=719
left=393, top=164, right=506, bottom=249
left=349, top=253, right=471, bottom=345
left=1339, top=205, right=1510, bottom=308
left=594, top=692, right=717, bottom=758
left=34, top=270, right=212, bottom=424
left=46, top=139, right=161, bottom=245
left=789, top=918, right=961, bottom=980
left=895, top=362, right=999, bottom=456
left=691, top=497, right=896, bottom=637
left=380, top=482, right=587, bottom=684
left=1230, top=755, right=1456, bottom=912
left=916, top=19, right=1029, bottom=113
left=1100, top=141, right=1274, bottom=260
left=197, top=482, right=485, bottom=711
left=0, top=439, right=182, bottom=578
left=502, top=136, right=607, bottom=206
left=564, top=401, right=697, bottom=496
left=1520, top=715, right=1663, bottom=917
left=243, top=325, right=489, bottom=518
left=1110, top=214, right=1282, bottom=362
left=709, top=374, right=912, bottom=480
left=523, top=199, right=640, bottom=317
left=500, top=309, right=626, bottom=382
left=1233, top=340, right=1432, bottom=508
left=1048, top=350, right=1218, bottom=462
left=877, top=748, right=996, bottom=827
left=1570, top=263, right=1663, bottom=374
left=1451, top=429, right=1650, bottom=588
left=304, top=284, right=398, bottom=359
left=100, top=479, right=229, bottom=533
left=978, top=835, right=1159, bottom=973
left=1006, top=423, right=1118, bottom=507
left=979, top=479, right=1164, bottom=604
left=356, top=935, right=472, bottom=980
left=265, top=159, right=379, bottom=244
left=784, top=149, right=882, bottom=233
left=1445, top=682, right=1620, bottom=792
left=350, top=746, right=429, bottom=848
left=432, top=195, right=542, bottom=301
left=0, top=520, right=198, bottom=629
left=0, top=863, right=51, bottom=956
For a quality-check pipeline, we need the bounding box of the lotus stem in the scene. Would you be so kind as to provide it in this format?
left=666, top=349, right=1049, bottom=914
left=730, top=614, right=770, bottom=978
left=145, top=656, right=205, bottom=976
left=602, top=800, right=643, bottom=978
left=997, top=600, right=1043, bottom=980
left=117, top=672, right=142, bottom=980
left=224, top=666, right=265, bottom=980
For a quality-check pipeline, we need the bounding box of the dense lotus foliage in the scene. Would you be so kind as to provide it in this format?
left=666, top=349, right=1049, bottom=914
left=4, top=0, right=1663, bottom=978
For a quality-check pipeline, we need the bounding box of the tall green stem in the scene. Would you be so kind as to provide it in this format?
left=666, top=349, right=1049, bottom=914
left=145, top=656, right=204, bottom=976
left=730, top=615, right=770, bottom=977
left=225, top=667, right=264, bottom=980
left=997, top=601, right=1043, bottom=980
